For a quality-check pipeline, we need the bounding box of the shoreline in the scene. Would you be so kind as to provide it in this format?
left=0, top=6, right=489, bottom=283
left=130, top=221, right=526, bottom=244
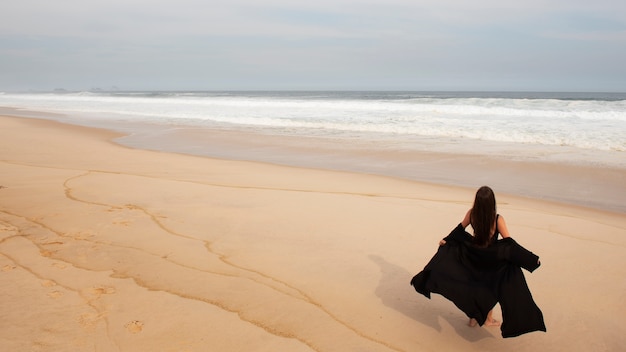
left=117, top=124, right=626, bottom=214
left=1, top=113, right=625, bottom=351
left=2, top=106, right=625, bottom=213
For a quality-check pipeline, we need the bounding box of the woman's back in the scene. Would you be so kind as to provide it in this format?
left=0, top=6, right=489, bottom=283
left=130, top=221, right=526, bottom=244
left=462, top=210, right=511, bottom=247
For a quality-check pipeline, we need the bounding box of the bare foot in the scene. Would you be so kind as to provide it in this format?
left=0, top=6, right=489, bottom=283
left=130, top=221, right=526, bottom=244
left=484, top=318, right=501, bottom=327
left=468, top=318, right=478, bottom=327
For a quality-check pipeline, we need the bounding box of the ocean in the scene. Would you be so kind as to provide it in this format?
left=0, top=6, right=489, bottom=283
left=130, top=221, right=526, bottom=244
left=1, top=91, right=625, bottom=211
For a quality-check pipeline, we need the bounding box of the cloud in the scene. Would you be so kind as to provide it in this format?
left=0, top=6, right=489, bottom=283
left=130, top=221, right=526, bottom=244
left=0, top=1, right=619, bottom=37
left=1, top=0, right=625, bottom=90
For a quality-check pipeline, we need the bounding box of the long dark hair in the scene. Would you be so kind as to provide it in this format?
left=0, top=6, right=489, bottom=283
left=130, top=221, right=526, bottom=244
left=471, top=186, right=497, bottom=247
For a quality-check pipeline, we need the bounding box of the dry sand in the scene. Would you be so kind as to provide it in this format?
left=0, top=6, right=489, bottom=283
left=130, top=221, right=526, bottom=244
left=0, top=115, right=625, bottom=351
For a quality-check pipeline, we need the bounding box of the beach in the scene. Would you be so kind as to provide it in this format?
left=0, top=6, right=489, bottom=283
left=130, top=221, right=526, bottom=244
left=1, top=114, right=625, bottom=351
left=2, top=91, right=625, bottom=213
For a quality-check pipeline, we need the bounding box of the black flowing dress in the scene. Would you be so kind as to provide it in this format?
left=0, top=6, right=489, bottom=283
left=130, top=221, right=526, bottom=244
left=410, top=220, right=546, bottom=338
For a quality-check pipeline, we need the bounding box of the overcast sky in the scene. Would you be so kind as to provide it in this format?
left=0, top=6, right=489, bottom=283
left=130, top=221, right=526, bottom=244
left=1, top=0, right=625, bottom=91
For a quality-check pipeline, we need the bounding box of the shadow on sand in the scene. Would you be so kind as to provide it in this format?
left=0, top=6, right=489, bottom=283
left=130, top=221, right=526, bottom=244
left=369, top=254, right=495, bottom=342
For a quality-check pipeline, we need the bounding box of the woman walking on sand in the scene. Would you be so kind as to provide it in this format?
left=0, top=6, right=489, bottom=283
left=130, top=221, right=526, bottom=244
left=411, top=186, right=545, bottom=338
left=444, top=186, right=512, bottom=327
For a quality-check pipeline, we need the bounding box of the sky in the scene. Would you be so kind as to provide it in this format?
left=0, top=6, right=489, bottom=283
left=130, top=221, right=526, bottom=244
left=1, top=0, right=625, bottom=92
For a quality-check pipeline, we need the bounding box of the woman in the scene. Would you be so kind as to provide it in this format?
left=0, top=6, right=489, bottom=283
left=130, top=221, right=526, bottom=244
left=438, top=186, right=508, bottom=326
left=458, top=186, right=510, bottom=326
left=415, top=186, right=545, bottom=337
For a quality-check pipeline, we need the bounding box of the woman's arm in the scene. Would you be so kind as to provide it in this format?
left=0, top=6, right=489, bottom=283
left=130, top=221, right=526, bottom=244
left=498, top=215, right=511, bottom=238
left=497, top=216, right=537, bottom=263
left=461, top=209, right=471, bottom=228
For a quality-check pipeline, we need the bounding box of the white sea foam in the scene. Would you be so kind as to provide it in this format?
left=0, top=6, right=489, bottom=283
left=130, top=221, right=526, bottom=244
left=1, top=91, right=625, bottom=165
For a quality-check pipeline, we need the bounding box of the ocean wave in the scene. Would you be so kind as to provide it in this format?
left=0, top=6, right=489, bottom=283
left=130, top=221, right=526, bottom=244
left=1, top=91, right=624, bottom=153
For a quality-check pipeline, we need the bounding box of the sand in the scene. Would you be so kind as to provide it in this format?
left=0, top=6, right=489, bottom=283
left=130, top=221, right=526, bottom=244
left=0, top=115, right=625, bottom=351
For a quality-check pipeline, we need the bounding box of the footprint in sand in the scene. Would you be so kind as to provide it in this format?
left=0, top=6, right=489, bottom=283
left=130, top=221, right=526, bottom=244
left=113, top=220, right=132, bottom=227
left=72, top=231, right=95, bottom=240
left=52, top=262, right=67, bottom=269
left=79, top=312, right=107, bottom=330
left=85, top=285, right=116, bottom=298
left=2, top=264, right=16, bottom=272
left=47, top=290, right=64, bottom=299
left=40, top=249, right=54, bottom=257
left=41, top=280, right=57, bottom=287
left=125, top=320, right=144, bottom=334
left=0, top=223, right=16, bottom=232
left=92, top=285, right=116, bottom=295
